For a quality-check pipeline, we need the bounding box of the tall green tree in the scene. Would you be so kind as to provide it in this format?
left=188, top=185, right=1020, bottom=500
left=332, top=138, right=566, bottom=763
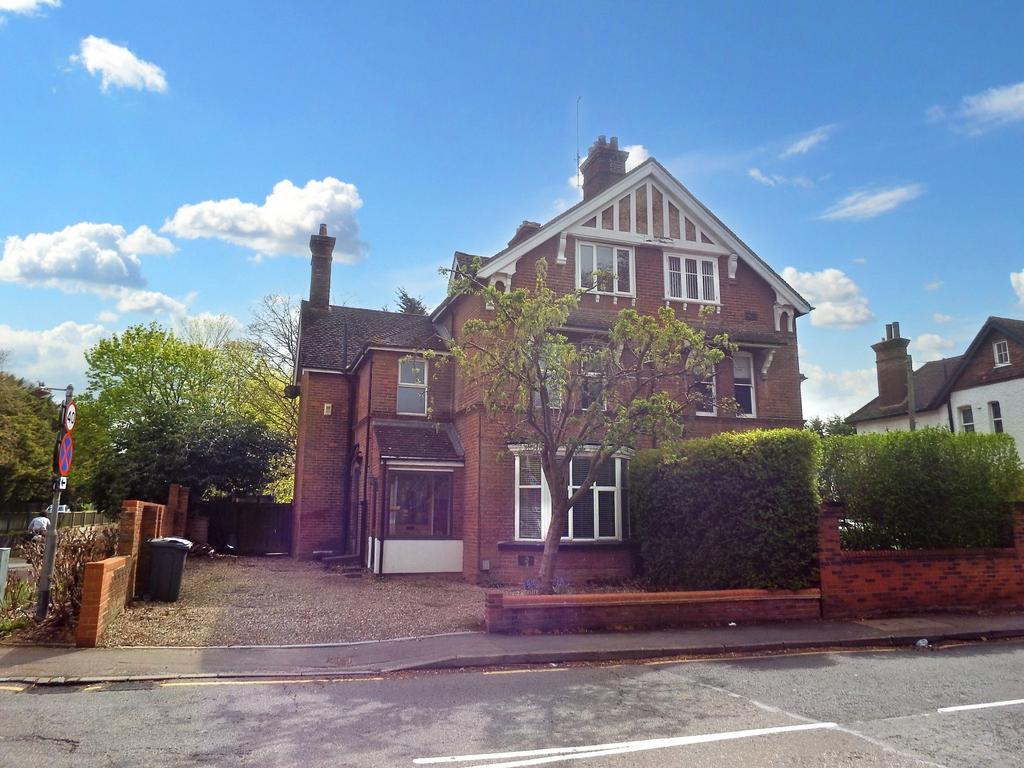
left=395, top=287, right=428, bottom=315
left=446, top=258, right=732, bottom=593
left=0, top=357, right=57, bottom=503
left=806, top=414, right=856, bottom=437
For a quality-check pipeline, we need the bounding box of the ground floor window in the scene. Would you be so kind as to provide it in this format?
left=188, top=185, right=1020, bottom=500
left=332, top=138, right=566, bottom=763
left=990, top=401, right=1004, bottom=433
left=959, top=406, right=975, bottom=433
left=514, top=453, right=629, bottom=542
left=387, top=471, right=452, bottom=538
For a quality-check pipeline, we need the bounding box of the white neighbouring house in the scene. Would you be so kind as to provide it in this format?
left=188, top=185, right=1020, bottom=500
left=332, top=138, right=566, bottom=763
left=848, top=317, right=1024, bottom=456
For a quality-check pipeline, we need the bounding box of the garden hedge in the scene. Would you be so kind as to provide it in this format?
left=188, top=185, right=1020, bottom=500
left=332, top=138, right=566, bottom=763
left=822, top=428, right=1023, bottom=549
left=631, top=429, right=821, bottom=590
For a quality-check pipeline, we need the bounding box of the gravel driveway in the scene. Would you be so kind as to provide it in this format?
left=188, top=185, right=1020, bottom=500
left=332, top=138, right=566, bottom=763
left=101, top=556, right=487, bottom=647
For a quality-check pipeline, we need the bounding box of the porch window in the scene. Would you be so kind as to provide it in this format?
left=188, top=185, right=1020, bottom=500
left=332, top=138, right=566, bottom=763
left=397, top=358, right=428, bottom=415
left=578, top=242, right=634, bottom=296
left=733, top=353, right=756, bottom=416
left=514, top=453, right=629, bottom=542
left=387, top=471, right=452, bottom=538
left=664, top=254, right=719, bottom=303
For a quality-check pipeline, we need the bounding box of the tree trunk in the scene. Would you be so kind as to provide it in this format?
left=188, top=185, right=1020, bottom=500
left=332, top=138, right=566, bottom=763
left=537, top=490, right=570, bottom=594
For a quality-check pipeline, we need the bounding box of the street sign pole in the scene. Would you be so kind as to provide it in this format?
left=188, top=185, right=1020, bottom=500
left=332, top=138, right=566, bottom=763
left=35, top=385, right=73, bottom=622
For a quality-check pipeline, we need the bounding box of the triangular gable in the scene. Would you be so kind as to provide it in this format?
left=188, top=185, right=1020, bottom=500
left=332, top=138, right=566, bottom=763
left=933, top=316, right=1024, bottom=402
left=476, top=159, right=811, bottom=314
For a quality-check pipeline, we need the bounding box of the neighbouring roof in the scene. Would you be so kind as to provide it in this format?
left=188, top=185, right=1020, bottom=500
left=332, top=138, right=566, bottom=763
left=848, top=355, right=964, bottom=423
left=296, top=302, right=449, bottom=376
left=374, top=421, right=464, bottom=462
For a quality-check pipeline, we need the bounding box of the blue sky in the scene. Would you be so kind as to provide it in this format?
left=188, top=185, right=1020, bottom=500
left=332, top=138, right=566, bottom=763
left=1, top=0, right=1022, bottom=418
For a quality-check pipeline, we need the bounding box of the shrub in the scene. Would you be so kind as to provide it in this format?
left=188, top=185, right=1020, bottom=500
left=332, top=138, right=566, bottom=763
left=822, top=429, right=1023, bottom=550
left=20, top=524, right=118, bottom=626
left=631, top=429, right=821, bottom=590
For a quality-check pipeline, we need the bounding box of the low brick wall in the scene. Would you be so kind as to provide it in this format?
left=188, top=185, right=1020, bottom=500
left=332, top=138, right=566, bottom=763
left=485, top=588, right=821, bottom=633
left=819, top=503, right=1024, bottom=619
left=492, top=543, right=635, bottom=585
left=75, top=556, right=131, bottom=647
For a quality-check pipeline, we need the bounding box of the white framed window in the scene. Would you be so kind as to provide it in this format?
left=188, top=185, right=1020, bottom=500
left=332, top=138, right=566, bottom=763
left=733, top=353, right=756, bottom=417
left=990, top=401, right=1004, bottom=434
left=959, top=406, right=975, bottom=433
left=664, top=253, right=719, bottom=303
left=514, top=452, right=629, bottom=542
left=397, top=357, right=428, bottom=415
left=693, top=372, right=716, bottom=416
left=577, top=242, right=634, bottom=297
left=994, top=340, right=1010, bottom=366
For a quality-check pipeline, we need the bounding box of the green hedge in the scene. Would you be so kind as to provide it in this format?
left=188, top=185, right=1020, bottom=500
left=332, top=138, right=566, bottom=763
left=822, top=428, right=1022, bottom=550
left=631, top=429, right=821, bottom=590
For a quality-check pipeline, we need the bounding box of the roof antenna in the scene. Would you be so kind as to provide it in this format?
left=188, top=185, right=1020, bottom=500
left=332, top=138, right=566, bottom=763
left=575, top=96, right=582, bottom=189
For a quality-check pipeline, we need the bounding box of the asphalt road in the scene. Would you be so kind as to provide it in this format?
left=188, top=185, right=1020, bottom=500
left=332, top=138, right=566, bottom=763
left=2, top=641, right=1023, bottom=767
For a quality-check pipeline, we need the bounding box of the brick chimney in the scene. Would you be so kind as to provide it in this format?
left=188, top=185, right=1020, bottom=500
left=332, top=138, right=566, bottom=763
left=508, top=220, right=542, bottom=247
left=580, top=135, right=629, bottom=201
left=871, top=322, right=911, bottom=407
left=308, top=223, right=336, bottom=309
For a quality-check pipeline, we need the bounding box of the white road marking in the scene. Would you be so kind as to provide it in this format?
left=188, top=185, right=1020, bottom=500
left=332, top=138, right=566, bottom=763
left=413, top=722, right=837, bottom=767
left=938, top=698, right=1024, bottom=713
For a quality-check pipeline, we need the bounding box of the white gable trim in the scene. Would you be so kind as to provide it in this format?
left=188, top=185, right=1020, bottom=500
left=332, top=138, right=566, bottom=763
left=477, top=159, right=811, bottom=315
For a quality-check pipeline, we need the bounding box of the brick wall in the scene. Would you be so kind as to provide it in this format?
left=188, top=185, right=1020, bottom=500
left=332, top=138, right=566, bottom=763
left=485, top=588, right=821, bottom=633
left=491, top=544, right=635, bottom=585
left=819, top=503, right=1024, bottom=618
left=75, top=556, right=131, bottom=647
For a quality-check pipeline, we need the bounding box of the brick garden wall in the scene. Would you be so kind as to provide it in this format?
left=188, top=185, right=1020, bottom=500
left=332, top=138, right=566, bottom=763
left=74, top=556, right=131, bottom=647
left=819, top=503, right=1024, bottom=619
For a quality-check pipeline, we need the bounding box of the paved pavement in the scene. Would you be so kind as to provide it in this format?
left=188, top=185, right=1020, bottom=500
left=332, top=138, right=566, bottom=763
left=2, top=611, right=1023, bottom=683
left=1, top=639, right=1022, bottom=766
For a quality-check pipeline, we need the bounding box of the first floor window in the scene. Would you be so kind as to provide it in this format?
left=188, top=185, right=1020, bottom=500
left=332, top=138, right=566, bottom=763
left=515, top=453, right=629, bottom=541
left=388, top=471, right=452, bottom=538
left=398, top=358, right=427, bottom=415
left=994, top=340, right=1010, bottom=366
left=578, top=242, right=633, bottom=296
left=665, top=254, right=719, bottom=302
left=959, top=406, right=975, bottom=433
left=733, top=354, right=756, bottom=416
left=990, top=401, right=1004, bottom=433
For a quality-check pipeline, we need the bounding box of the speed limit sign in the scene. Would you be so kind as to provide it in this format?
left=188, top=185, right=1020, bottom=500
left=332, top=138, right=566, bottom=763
left=63, top=400, right=77, bottom=433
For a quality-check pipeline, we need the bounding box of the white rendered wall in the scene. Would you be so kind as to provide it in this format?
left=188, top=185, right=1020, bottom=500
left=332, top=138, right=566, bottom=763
left=950, top=380, right=1024, bottom=456
left=854, top=408, right=947, bottom=434
left=377, top=539, right=464, bottom=574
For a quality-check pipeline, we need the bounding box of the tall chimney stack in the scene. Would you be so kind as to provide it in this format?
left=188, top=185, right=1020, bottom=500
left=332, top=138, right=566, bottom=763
left=580, top=135, right=629, bottom=201
left=308, top=223, right=336, bottom=309
left=871, top=321, right=911, bottom=408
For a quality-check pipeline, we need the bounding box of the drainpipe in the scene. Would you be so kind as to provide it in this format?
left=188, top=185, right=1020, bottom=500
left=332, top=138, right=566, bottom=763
left=947, top=399, right=955, bottom=432
left=906, top=353, right=917, bottom=432
left=378, top=459, right=388, bottom=575
left=360, top=357, right=374, bottom=566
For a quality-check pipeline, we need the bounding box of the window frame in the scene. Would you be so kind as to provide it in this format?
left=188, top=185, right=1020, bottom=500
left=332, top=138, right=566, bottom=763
left=396, top=356, right=429, bottom=416
left=513, top=451, right=629, bottom=543
left=993, top=340, right=1010, bottom=367
left=663, top=252, right=720, bottom=305
left=959, top=405, right=975, bottom=433
left=386, top=468, right=454, bottom=539
left=576, top=241, right=636, bottom=298
left=989, top=401, right=1004, bottom=434
left=694, top=370, right=717, bottom=416
left=733, top=352, right=757, bottom=418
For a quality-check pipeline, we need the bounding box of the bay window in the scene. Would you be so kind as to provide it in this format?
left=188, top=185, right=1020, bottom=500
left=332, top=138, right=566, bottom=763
left=664, top=253, right=719, bottom=303
left=514, top=452, right=630, bottom=542
left=578, top=242, right=634, bottom=296
left=388, top=471, right=452, bottom=538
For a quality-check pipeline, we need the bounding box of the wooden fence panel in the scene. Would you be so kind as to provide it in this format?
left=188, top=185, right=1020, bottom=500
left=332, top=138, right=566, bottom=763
left=197, top=500, right=292, bottom=555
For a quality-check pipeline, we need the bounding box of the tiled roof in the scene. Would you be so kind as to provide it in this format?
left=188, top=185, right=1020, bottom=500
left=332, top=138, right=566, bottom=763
left=847, top=355, right=963, bottom=423
left=374, top=421, right=464, bottom=462
left=296, top=302, right=449, bottom=375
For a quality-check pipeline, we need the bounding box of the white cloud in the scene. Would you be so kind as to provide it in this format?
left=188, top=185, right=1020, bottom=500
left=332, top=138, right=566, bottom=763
left=782, top=266, right=874, bottom=328
left=925, top=105, right=946, bottom=123
left=747, top=168, right=814, bottom=189
left=70, top=35, right=167, bottom=93
left=780, top=124, right=836, bottom=158
left=1011, top=270, right=1024, bottom=304
left=911, top=333, right=956, bottom=363
left=923, top=279, right=943, bottom=291
left=820, top=184, right=924, bottom=221
left=0, top=222, right=185, bottom=315
left=163, top=177, right=366, bottom=262
left=933, top=313, right=953, bottom=324
left=852, top=257, right=867, bottom=264
left=800, top=361, right=876, bottom=420
left=0, top=321, right=105, bottom=389
left=97, top=310, right=119, bottom=323
left=958, top=81, right=1024, bottom=134
left=0, top=0, right=58, bottom=16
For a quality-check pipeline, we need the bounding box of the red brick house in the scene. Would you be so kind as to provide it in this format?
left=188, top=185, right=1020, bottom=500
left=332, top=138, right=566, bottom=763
left=291, top=137, right=812, bottom=582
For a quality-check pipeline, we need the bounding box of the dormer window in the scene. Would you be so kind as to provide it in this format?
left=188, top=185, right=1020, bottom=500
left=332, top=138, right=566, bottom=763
left=994, top=339, right=1010, bottom=367
left=664, top=254, right=719, bottom=304
left=397, top=357, right=428, bottom=415
left=577, top=242, right=634, bottom=296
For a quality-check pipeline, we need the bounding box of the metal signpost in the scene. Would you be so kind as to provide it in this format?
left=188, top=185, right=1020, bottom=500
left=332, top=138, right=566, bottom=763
left=35, top=385, right=74, bottom=621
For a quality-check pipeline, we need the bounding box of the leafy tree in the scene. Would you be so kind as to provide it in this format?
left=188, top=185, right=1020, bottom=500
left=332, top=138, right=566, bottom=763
left=0, top=364, right=57, bottom=503
left=395, top=287, right=428, bottom=315
left=806, top=414, right=856, bottom=437
left=446, top=258, right=732, bottom=593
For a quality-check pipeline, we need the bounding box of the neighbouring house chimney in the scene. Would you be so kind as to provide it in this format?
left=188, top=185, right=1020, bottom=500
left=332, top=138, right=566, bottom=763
left=580, top=135, right=629, bottom=201
left=871, top=321, right=911, bottom=407
left=508, top=220, right=542, bottom=247
left=309, top=223, right=336, bottom=309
